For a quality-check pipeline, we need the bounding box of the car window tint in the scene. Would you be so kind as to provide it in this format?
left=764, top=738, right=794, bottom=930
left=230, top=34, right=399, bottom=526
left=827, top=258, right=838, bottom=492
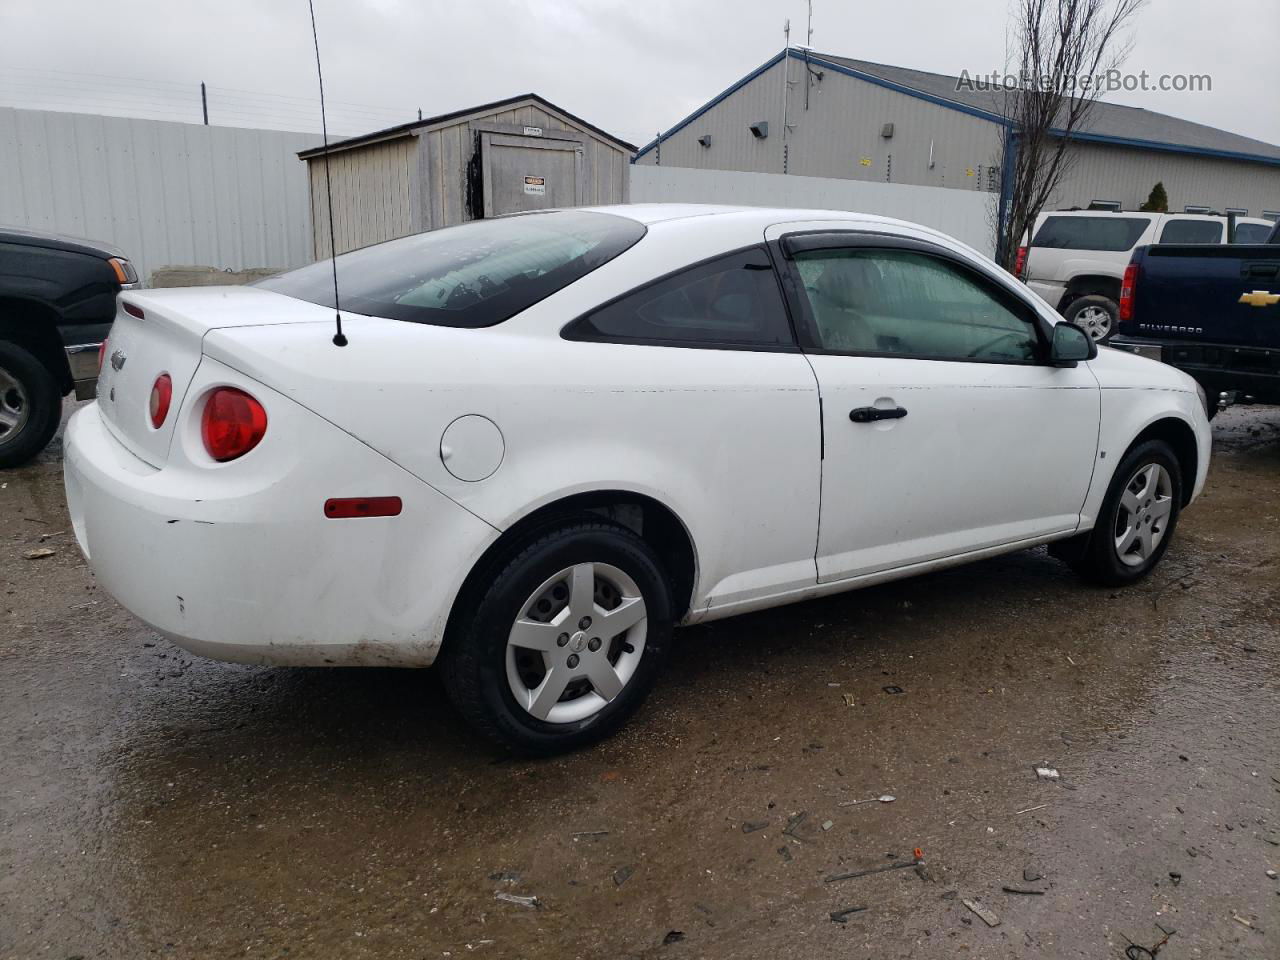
left=1159, top=219, right=1223, bottom=244
left=1031, top=216, right=1150, bottom=251
left=1231, top=223, right=1271, bottom=244
left=570, top=247, right=792, bottom=347
left=793, top=248, right=1039, bottom=363
left=258, top=210, right=645, bottom=328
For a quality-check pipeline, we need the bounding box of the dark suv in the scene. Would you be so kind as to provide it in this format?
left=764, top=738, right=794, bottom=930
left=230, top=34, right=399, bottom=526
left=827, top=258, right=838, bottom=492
left=0, top=227, right=137, bottom=467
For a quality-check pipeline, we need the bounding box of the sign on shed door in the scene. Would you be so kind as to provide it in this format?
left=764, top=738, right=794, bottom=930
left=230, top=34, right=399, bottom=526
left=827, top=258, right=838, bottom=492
left=481, top=132, right=583, bottom=216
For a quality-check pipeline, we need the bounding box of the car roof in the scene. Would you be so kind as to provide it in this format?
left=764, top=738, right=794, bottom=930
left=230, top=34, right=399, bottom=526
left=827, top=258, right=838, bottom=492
left=1035, top=209, right=1271, bottom=225
left=581, top=202, right=949, bottom=236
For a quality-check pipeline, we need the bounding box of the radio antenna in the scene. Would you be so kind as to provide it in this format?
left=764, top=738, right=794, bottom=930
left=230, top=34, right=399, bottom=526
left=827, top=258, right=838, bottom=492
left=307, top=0, right=347, bottom=347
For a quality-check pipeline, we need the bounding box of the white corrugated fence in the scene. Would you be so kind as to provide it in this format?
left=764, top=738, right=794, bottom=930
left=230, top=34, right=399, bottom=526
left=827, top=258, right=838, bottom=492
left=0, top=107, right=320, bottom=285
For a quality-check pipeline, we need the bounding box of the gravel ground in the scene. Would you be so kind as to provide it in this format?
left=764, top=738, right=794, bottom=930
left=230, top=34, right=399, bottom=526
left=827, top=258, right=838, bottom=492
left=2, top=402, right=1277, bottom=959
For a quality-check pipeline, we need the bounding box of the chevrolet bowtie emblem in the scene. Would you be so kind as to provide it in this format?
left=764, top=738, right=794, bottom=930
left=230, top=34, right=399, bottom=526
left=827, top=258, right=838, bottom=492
left=110, top=349, right=127, bottom=371
left=1238, top=290, right=1280, bottom=307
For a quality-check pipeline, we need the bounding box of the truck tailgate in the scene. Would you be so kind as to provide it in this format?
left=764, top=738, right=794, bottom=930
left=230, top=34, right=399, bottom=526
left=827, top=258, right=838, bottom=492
left=1134, top=246, right=1280, bottom=347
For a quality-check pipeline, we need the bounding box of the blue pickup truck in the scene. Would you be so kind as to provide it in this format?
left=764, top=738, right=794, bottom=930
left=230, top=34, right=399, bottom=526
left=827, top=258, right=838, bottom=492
left=1112, top=221, right=1280, bottom=413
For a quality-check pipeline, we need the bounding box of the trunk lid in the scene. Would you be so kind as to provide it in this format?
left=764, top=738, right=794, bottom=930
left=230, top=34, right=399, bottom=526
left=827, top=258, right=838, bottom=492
left=96, top=286, right=336, bottom=466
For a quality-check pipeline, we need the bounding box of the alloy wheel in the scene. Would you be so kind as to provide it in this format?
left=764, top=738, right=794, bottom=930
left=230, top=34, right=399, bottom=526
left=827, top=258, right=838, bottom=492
left=1114, top=463, right=1173, bottom=567
left=0, top=365, right=30, bottom=441
left=505, top=562, right=648, bottom=724
left=1076, top=305, right=1113, bottom=341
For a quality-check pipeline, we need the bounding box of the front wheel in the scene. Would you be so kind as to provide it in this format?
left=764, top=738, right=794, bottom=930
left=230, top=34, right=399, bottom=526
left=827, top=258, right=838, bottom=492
left=440, top=519, right=673, bottom=755
left=1063, top=295, right=1118, bottom=343
left=1065, top=440, right=1182, bottom=587
left=0, top=341, right=63, bottom=469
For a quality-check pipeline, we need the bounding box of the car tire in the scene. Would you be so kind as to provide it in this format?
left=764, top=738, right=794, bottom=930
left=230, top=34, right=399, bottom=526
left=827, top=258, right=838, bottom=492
left=1063, top=294, right=1118, bottom=343
left=1066, top=439, right=1183, bottom=587
left=0, top=340, right=62, bottom=469
left=440, top=518, right=674, bottom=755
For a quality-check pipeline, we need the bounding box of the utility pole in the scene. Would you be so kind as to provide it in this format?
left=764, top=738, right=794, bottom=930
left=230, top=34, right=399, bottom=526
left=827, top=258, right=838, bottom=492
left=200, top=82, right=208, bottom=125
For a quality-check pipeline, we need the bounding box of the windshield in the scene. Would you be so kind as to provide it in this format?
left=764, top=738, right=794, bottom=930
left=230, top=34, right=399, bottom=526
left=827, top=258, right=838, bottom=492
left=259, top=210, right=646, bottom=327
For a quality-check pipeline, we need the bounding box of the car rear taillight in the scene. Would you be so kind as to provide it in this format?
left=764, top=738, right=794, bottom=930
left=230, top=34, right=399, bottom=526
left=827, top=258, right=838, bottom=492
left=1119, top=263, right=1137, bottom=322
left=149, top=374, right=172, bottom=428
left=98, top=339, right=109, bottom=372
left=201, top=387, right=267, bottom=462
left=1014, top=246, right=1028, bottom=280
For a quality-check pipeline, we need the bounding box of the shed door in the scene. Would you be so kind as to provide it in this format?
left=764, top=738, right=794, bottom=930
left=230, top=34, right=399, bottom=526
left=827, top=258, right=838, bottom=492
left=481, top=132, right=584, bottom=217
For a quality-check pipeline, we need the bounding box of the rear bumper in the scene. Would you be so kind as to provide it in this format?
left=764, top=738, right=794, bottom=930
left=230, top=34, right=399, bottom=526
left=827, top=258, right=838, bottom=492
left=64, top=388, right=498, bottom=667
left=1111, top=338, right=1280, bottom=404
left=1027, top=280, right=1067, bottom=311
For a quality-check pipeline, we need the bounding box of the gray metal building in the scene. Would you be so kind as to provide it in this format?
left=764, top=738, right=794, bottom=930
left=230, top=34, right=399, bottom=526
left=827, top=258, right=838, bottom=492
left=300, top=94, right=634, bottom=257
left=635, top=49, right=1280, bottom=222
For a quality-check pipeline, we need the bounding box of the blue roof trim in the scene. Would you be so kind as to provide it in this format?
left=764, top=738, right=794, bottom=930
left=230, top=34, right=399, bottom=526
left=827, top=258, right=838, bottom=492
left=634, top=50, right=787, bottom=159
left=637, top=48, right=1280, bottom=168
left=1048, top=128, right=1280, bottom=167
left=804, top=53, right=1008, bottom=125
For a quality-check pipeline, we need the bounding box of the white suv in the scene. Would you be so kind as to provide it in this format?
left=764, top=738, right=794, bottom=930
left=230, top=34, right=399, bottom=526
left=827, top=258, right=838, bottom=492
left=1018, top=211, right=1275, bottom=341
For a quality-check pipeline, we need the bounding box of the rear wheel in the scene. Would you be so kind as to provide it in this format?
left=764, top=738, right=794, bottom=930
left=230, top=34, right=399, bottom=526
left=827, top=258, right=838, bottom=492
left=441, top=519, right=673, bottom=755
left=0, top=341, right=62, bottom=469
left=1063, top=295, right=1118, bottom=343
left=1064, top=440, right=1182, bottom=586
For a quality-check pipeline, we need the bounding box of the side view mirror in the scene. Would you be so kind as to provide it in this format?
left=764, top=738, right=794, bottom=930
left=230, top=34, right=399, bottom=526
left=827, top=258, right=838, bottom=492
left=1050, top=322, right=1097, bottom=367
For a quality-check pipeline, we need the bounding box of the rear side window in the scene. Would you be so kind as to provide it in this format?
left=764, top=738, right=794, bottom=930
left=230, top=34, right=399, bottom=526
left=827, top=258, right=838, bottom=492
left=1031, top=216, right=1151, bottom=252
left=258, top=210, right=645, bottom=328
left=565, top=247, right=793, bottom=348
left=1159, top=220, right=1223, bottom=244
left=1232, top=223, right=1272, bottom=244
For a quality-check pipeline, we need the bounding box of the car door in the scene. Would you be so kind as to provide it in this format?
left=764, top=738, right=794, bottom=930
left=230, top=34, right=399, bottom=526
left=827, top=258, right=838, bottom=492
left=771, top=227, right=1100, bottom=583
left=561, top=244, right=822, bottom=614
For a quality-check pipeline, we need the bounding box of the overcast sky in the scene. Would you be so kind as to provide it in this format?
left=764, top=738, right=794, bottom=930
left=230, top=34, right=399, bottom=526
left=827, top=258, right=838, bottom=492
left=2, top=0, right=1277, bottom=148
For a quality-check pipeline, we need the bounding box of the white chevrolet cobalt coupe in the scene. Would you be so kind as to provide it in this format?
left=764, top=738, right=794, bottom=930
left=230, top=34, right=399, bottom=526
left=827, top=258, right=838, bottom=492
left=65, top=205, right=1210, bottom=753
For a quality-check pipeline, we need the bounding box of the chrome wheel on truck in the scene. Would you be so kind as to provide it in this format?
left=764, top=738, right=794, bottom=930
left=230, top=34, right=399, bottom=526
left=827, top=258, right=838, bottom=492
left=0, top=364, right=31, bottom=441
left=0, top=342, right=63, bottom=469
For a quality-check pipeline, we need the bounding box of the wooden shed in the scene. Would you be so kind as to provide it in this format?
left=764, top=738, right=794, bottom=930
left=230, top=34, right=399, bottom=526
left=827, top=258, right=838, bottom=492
left=299, top=93, right=634, bottom=257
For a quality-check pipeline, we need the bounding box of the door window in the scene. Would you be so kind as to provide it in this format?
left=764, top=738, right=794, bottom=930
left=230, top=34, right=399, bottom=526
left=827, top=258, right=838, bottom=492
left=566, top=247, right=793, bottom=347
left=792, top=248, right=1040, bottom=363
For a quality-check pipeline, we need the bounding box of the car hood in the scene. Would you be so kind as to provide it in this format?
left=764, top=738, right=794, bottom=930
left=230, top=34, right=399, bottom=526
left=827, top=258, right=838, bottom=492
left=1090, top=344, right=1198, bottom=393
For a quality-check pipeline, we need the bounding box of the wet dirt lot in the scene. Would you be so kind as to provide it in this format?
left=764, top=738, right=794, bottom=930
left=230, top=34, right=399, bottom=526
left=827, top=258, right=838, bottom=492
left=2, top=404, right=1277, bottom=960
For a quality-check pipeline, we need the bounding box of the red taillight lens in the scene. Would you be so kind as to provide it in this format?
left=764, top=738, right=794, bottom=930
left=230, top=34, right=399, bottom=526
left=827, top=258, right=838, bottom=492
left=201, top=387, right=267, bottom=462
left=149, top=374, right=173, bottom=428
left=1119, top=263, right=1138, bottom=322
left=1014, top=246, right=1028, bottom=279
left=98, top=339, right=109, bottom=372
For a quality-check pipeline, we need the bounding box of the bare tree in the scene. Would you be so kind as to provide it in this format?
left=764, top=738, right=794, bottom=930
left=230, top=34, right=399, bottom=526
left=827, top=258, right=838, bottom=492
left=994, top=0, right=1146, bottom=270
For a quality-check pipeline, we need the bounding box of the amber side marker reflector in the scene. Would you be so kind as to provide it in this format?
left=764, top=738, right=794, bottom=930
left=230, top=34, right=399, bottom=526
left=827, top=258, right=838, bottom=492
left=324, top=497, right=403, bottom=519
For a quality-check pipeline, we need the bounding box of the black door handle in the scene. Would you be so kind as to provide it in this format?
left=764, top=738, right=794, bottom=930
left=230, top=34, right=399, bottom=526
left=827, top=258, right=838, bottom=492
left=1243, top=262, right=1280, bottom=279
left=849, top=406, right=908, bottom=423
